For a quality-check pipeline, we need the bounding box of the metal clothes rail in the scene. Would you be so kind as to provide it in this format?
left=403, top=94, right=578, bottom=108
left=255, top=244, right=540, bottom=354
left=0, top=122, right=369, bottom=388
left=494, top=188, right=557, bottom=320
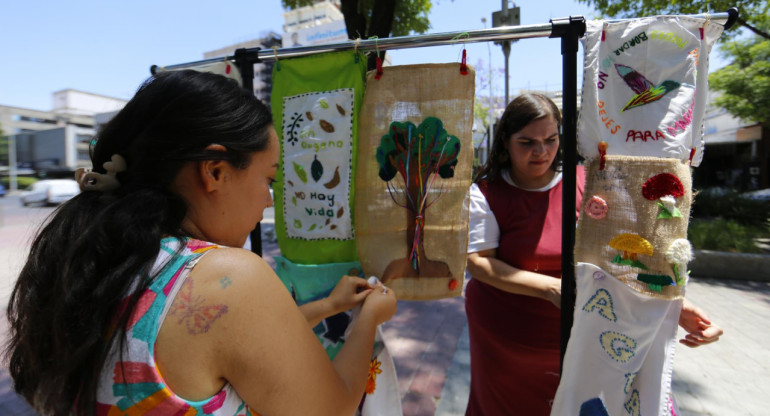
left=151, top=8, right=739, bottom=370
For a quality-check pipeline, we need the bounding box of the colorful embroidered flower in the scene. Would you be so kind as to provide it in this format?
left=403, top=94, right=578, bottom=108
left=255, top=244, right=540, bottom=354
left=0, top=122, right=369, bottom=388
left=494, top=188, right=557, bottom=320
left=365, top=358, right=382, bottom=394
left=664, top=239, right=692, bottom=265
left=665, top=239, right=692, bottom=286
left=585, top=195, right=609, bottom=219
left=609, top=233, right=653, bottom=270
left=642, top=173, right=685, bottom=219
left=659, top=195, right=677, bottom=213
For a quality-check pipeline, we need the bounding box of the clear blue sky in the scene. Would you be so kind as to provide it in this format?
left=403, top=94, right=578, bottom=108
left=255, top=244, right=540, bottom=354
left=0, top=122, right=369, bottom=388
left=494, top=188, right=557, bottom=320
left=0, top=0, right=726, bottom=111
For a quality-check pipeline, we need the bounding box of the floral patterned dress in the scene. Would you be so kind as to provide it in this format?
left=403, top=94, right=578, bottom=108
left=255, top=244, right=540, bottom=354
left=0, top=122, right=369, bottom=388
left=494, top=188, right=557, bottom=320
left=95, top=237, right=257, bottom=416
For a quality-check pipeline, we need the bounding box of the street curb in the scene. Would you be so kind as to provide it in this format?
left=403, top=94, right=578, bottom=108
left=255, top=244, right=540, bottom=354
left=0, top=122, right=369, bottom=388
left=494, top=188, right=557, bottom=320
left=690, top=249, right=770, bottom=282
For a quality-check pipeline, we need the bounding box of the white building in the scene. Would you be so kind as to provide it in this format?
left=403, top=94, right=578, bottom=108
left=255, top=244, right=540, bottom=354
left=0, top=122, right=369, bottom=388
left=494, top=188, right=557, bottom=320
left=52, top=89, right=127, bottom=117
left=700, top=95, right=765, bottom=190
left=282, top=0, right=347, bottom=48
left=1, top=90, right=127, bottom=185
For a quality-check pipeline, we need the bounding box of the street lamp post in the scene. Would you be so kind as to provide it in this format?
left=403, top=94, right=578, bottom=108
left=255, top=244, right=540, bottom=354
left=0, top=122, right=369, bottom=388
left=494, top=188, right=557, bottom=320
left=481, top=17, right=495, bottom=162
left=9, top=135, right=17, bottom=192
left=492, top=1, right=520, bottom=105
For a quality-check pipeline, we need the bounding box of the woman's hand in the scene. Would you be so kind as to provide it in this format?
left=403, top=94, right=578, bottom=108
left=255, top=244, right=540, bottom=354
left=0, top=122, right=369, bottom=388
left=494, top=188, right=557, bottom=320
left=678, top=299, right=723, bottom=348
left=327, top=275, right=373, bottom=315
left=361, top=284, right=397, bottom=326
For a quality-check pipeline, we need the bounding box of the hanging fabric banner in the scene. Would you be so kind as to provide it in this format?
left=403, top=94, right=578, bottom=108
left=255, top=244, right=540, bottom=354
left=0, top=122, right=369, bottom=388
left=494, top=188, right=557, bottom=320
left=271, top=51, right=402, bottom=416
left=578, top=16, right=723, bottom=165
left=574, top=156, right=693, bottom=300
left=271, top=51, right=367, bottom=264
left=554, top=157, right=694, bottom=416
left=154, top=60, right=243, bottom=86
left=551, top=262, right=683, bottom=416
left=355, top=63, right=475, bottom=300
left=552, top=15, right=724, bottom=416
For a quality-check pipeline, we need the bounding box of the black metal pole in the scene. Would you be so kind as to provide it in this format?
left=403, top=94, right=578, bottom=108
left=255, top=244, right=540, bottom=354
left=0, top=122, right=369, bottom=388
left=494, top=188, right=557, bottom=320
left=233, top=48, right=266, bottom=257
left=550, top=15, right=585, bottom=373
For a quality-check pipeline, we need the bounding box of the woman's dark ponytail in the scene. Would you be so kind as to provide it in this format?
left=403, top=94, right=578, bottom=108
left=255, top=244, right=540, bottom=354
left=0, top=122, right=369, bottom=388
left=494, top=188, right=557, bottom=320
left=5, top=70, right=273, bottom=416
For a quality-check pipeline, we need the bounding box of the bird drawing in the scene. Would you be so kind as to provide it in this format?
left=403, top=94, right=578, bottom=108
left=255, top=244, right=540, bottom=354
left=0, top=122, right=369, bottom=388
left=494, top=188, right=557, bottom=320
left=615, top=64, right=681, bottom=113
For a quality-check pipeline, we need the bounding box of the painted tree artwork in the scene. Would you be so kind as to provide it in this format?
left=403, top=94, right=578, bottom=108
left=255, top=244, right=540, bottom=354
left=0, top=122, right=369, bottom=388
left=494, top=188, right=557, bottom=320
left=375, top=117, right=461, bottom=282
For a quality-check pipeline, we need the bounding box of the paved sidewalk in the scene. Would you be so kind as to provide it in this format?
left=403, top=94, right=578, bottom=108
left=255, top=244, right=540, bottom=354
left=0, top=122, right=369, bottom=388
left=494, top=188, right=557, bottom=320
left=1, top=206, right=769, bottom=415
left=433, top=277, right=770, bottom=416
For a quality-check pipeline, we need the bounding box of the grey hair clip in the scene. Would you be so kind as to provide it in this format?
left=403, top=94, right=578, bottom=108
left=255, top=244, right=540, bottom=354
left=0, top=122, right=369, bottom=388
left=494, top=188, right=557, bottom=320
left=74, top=154, right=127, bottom=193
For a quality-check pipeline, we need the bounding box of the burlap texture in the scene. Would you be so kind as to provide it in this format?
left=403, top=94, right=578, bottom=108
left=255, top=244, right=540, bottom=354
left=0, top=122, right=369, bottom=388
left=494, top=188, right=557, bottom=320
left=575, top=156, right=692, bottom=299
left=355, top=64, right=475, bottom=300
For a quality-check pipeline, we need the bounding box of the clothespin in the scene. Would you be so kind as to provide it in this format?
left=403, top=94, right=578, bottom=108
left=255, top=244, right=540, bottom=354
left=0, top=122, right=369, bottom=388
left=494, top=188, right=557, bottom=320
left=598, top=141, right=608, bottom=171
left=223, top=57, right=231, bottom=74
left=451, top=33, right=470, bottom=75
left=353, top=38, right=361, bottom=63
left=370, top=36, right=383, bottom=79
left=700, top=11, right=711, bottom=40
left=272, top=46, right=281, bottom=71
left=601, top=21, right=607, bottom=42
left=689, top=147, right=696, bottom=166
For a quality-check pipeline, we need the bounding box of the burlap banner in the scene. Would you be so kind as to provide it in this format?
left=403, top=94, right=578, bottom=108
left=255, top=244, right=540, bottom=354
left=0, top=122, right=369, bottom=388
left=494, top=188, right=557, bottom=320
left=355, top=63, right=475, bottom=300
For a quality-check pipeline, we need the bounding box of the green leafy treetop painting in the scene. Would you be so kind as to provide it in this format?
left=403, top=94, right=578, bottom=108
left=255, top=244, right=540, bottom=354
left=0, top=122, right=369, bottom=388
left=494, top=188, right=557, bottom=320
left=375, top=117, right=461, bottom=282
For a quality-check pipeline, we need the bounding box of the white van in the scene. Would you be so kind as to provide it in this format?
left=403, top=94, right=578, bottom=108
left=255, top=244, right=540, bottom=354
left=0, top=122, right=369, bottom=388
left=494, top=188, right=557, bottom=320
left=20, top=179, right=80, bottom=206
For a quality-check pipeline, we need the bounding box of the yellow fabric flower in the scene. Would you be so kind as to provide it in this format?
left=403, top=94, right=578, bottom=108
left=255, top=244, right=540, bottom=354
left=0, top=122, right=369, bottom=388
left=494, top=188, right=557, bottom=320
left=365, top=358, right=383, bottom=394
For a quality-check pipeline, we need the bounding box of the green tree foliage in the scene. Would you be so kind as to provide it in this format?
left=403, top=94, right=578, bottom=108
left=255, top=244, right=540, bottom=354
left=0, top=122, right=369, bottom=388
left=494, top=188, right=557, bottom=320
left=376, top=117, right=460, bottom=185
left=282, top=0, right=431, bottom=69
left=575, top=0, right=769, bottom=40
left=709, top=29, right=770, bottom=124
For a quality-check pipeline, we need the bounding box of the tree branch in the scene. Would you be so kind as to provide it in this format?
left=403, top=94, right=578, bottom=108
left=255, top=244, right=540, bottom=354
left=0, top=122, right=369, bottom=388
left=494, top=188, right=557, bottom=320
left=341, top=0, right=367, bottom=40
left=737, top=17, right=770, bottom=40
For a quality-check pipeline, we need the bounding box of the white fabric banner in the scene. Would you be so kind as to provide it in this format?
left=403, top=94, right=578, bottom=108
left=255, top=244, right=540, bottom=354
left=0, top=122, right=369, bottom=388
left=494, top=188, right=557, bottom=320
left=578, top=16, right=723, bottom=166
left=281, top=88, right=355, bottom=240
left=551, top=263, right=682, bottom=416
left=155, top=60, right=243, bottom=86
left=356, top=327, right=402, bottom=416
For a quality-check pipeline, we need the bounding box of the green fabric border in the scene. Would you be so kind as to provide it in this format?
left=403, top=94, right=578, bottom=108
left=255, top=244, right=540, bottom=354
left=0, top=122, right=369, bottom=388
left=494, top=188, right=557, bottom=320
left=270, top=51, right=367, bottom=264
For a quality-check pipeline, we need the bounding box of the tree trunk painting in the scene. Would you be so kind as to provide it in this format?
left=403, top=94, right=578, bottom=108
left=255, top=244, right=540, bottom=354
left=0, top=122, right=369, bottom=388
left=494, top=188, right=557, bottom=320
left=375, top=117, right=461, bottom=283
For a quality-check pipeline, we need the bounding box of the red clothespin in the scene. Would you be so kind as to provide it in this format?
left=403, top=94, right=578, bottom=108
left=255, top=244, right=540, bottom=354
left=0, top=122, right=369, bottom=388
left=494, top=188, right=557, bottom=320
left=598, top=141, right=608, bottom=171
left=370, top=36, right=384, bottom=80
left=689, top=147, right=696, bottom=166
left=452, top=33, right=470, bottom=75
left=375, top=55, right=383, bottom=79
left=601, top=30, right=606, bottom=42
left=700, top=12, right=711, bottom=40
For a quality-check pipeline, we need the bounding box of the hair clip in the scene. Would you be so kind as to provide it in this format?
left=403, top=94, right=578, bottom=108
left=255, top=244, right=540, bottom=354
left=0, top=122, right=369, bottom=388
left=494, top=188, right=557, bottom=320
left=75, top=154, right=127, bottom=193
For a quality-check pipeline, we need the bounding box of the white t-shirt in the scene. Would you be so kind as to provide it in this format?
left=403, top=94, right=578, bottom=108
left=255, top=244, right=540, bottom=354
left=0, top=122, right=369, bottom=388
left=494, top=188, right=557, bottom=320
left=467, top=170, right=563, bottom=254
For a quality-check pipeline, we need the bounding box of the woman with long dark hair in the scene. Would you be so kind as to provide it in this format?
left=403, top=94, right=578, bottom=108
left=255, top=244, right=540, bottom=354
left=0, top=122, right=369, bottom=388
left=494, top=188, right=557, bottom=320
left=5, top=70, right=396, bottom=416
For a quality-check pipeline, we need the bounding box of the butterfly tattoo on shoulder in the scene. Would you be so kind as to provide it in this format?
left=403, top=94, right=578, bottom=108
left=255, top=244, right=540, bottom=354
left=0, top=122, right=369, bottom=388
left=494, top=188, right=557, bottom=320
left=169, top=278, right=229, bottom=335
